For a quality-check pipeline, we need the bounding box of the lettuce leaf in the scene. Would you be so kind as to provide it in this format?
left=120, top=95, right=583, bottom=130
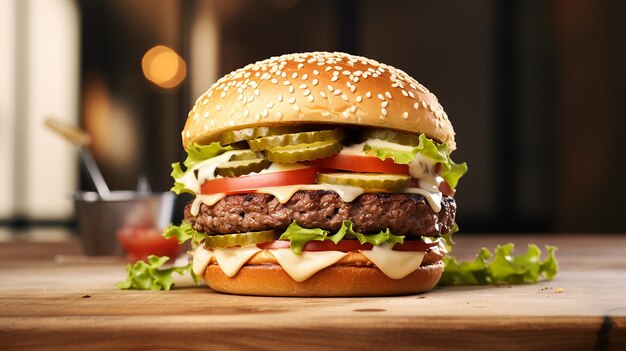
left=163, top=221, right=206, bottom=247
left=439, top=244, right=558, bottom=286
left=279, top=220, right=405, bottom=255
left=170, top=142, right=232, bottom=195
left=364, top=134, right=468, bottom=189
left=117, top=255, right=199, bottom=291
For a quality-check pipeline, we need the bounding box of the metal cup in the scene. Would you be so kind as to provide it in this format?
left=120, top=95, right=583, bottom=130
left=72, top=191, right=175, bottom=256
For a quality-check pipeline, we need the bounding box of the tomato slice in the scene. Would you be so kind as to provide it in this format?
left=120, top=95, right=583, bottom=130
left=257, top=239, right=438, bottom=252
left=309, top=154, right=409, bottom=174
left=201, top=167, right=320, bottom=194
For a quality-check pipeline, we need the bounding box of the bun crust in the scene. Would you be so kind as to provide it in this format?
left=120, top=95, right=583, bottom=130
left=203, top=261, right=444, bottom=297
left=183, top=52, right=456, bottom=150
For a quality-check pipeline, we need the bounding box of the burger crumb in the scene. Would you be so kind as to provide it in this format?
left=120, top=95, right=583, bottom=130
left=416, top=296, right=426, bottom=299
left=82, top=295, right=91, bottom=298
left=555, top=288, right=564, bottom=293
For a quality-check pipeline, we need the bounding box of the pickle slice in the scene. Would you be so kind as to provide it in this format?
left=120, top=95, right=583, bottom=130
left=229, top=150, right=265, bottom=161
left=248, top=129, right=343, bottom=151
left=362, top=129, right=420, bottom=147
left=204, top=230, right=277, bottom=249
left=317, top=173, right=411, bottom=190
left=216, top=158, right=271, bottom=177
left=219, top=127, right=300, bottom=146
left=265, top=141, right=341, bottom=163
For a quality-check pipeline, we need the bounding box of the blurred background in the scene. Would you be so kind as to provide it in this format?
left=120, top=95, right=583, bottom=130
left=1, top=0, right=625, bottom=234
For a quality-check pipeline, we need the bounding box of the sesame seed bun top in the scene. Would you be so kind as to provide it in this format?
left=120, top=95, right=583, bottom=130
left=182, top=52, right=456, bottom=150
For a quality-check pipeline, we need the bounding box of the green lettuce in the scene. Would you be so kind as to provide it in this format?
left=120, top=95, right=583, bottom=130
left=279, top=220, right=405, bottom=255
left=117, top=255, right=199, bottom=291
left=439, top=243, right=558, bottom=286
left=364, top=134, right=468, bottom=188
left=163, top=221, right=207, bottom=248
left=170, top=142, right=232, bottom=195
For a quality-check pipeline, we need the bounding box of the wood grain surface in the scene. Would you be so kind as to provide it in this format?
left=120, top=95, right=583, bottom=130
left=0, top=232, right=625, bottom=350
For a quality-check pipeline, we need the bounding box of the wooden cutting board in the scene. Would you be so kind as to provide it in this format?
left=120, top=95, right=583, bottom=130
left=0, top=234, right=625, bottom=350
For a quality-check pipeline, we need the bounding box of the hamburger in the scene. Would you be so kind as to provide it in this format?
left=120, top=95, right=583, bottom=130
left=167, top=52, right=467, bottom=296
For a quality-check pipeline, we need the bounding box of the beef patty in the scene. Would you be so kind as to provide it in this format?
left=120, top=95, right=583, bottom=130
left=185, top=190, right=456, bottom=238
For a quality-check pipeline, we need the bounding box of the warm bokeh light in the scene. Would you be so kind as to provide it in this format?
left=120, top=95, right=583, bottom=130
left=141, top=45, right=186, bottom=89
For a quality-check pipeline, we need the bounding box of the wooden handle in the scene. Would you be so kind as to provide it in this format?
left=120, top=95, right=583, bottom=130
left=45, top=118, right=92, bottom=146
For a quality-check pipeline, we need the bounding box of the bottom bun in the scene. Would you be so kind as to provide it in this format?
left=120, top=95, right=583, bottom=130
left=203, top=261, right=444, bottom=297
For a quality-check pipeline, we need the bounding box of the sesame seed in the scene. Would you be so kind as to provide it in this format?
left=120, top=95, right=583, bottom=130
left=403, top=112, right=409, bottom=119
left=354, top=71, right=362, bottom=76
left=366, top=92, right=372, bottom=98
left=292, top=72, right=298, bottom=79
left=356, top=96, right=363, bottom=103
left=342, top=110, right=350, bottom=118
left=267, top=101, right=274, bottom=109
left=331, top=76, right=339, bottom=82
left=254, top=89, right=260, bottom=96
left=288, top=97, right=296, bottom=104
left=203, top=112, right=210, bottom=118
left=381, top=108, right=388, bottom=116
left=313, top=69, right=319, bottom=75
left=283, top=81, right=291, bottom=86
left=320, top=91, right=327, bottom=98
left=312, top=79, right=319, bottom=86
left=350, top=106, right=357, bottom=113
left=293, top=105, right=300, bottom=111
left=327, top=85, right=334, bottom=91
left=288, top=86, right=295, bottom=93
left=299, top=84, right=307, bottom=89
left=350, top=85, right=356, bottom=93
left=261, top=109, right=268, bottom=117
left=271, top=78, right=278, bottom=84
left=341, top=94, right=348, bottom=101
left=297, top=63, right=304, bottom=69
left=422, top=101, right=428, bottom=108
left=335, top=66, right=342, bottom=70
left=202, top=99, right=209, bottom=105
left=216, top=104, right=222, bottom=110
left=353, top=77, right=360, bottom=83
left=254, top=114, right=260, bottom=121
left=302, top=74, right=308, bottom=80
left=381, top=101, right=388, bottom=107
left=277, top=94, right=283, bottom=102
left=342, top=70, right=351, bottom=76
left=185, top=130, right=190, bottom=137
left=321, top=111, right=330, bottom=117
left=281, top=72, right=287, bottom=78
left=377, top=94, right=385, bottom=101
left=307, top=95, right=314, bottom=102
left=247, top=96, right=254, bottom=103
left=333, top=89, right=341, bottom=95
left=408, top=91, right=415, bottom=98
left=303, top=90, right=311, bottom=96
left=325, top=66, right=332, bottom=72
left=193, top=113, right=198, bottom=120
left=385, top=92, right=392, bottom=99
left=401, top=90, right=408, bottom=97
left=244, top=109, right=249, bottom=116
left=413, top=102, right=419, bottom=110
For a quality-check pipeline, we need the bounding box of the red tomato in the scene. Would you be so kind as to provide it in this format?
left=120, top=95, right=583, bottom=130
left=117, top=227, right=181, bottom=262
left=200, top=167, right=320, bottom=195
left=309, top=154, right=409, bottom=174
left=257, top=239, right=437, bottom=252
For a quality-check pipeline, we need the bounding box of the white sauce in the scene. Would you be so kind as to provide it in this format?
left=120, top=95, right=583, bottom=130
left=213, top=244, right=262, bottom=277
left=192, top=245, right=214, bottom=276
left=267, top=249, right=347, bottom=282
left=361, top=242, right=426, bottom=279
left=192, top=244, right=428, bottom=282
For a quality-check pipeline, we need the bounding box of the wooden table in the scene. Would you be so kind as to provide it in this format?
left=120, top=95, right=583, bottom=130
left=0, top=230, right=625, bottom=350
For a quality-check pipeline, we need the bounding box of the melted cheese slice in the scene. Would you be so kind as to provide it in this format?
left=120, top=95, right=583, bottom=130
left=268, top=249, right=347, bottom=282
left=213, top=244, right=262, bottom=277
left=192, top=245, right=214, bottom=276
left=361, top=243, right=426, bottom=279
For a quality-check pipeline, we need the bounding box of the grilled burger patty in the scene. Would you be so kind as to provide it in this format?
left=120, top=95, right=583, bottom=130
left=185, top=190, right=456, bottom=237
